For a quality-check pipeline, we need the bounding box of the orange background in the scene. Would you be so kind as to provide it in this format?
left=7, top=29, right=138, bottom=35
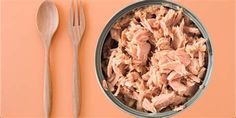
left=1, top=0, right=236, bottom=118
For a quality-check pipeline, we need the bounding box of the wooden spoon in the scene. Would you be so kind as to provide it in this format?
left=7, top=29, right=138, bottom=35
left=36, top=0, right=59, bottom=118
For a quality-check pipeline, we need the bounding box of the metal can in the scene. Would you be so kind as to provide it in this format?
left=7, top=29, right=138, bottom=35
left=95, top=0, right=213, bottom=117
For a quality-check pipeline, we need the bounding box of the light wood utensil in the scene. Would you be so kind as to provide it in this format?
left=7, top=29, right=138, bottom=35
left=36, top=0, right=59, bottom=118
left=68, top=0, right=85, bottom=117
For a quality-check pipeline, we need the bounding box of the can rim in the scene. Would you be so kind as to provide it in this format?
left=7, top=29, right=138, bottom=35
left=95, top=0, right=214, bottom=117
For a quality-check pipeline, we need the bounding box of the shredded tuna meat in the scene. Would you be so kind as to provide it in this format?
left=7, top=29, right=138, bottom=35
left=102, top=5, right=208, bottom=113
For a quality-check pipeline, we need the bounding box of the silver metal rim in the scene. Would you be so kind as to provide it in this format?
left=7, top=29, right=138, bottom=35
left=95, top=0, right=214, bottom=117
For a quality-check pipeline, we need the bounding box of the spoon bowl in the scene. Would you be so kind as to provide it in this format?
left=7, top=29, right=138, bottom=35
left=37, top=0, right=59, bottom=41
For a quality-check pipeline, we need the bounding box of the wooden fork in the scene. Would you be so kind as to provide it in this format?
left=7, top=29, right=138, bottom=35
left=68, top=0, right=85, bottom=117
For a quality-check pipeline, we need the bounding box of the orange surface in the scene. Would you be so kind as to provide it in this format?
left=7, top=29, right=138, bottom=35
left=1, top=0, right=235, bottom=118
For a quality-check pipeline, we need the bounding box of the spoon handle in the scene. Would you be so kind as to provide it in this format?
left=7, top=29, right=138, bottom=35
left=72, top=45, right=80, bottom=118
left=43, top=47, right=52, bottom=118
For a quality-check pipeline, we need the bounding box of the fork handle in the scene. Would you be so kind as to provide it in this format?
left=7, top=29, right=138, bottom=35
left=72, top=45, right=80, bottom=118
left=43, top=46, right=52, bottom=118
